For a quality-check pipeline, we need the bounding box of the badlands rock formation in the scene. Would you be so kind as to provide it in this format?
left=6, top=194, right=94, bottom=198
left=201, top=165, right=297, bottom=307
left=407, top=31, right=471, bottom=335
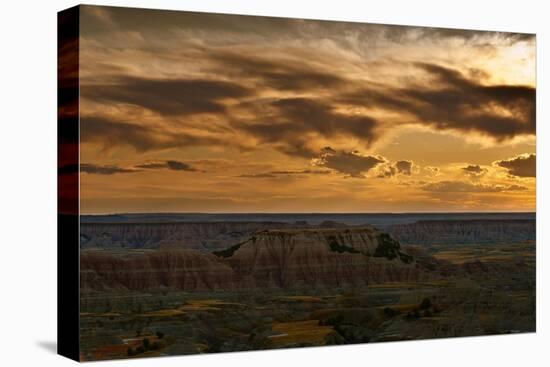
left=81, top=250, right=236, bottom=291
left=80, top=227, right=428, bottom=291
left=387, top=219, right=535, bottom=245
left=227, top=228, right=422, bottom=288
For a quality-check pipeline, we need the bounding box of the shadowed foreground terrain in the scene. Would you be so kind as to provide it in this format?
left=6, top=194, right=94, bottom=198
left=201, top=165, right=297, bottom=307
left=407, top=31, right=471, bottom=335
left=79, top=214, right=535, bottom=361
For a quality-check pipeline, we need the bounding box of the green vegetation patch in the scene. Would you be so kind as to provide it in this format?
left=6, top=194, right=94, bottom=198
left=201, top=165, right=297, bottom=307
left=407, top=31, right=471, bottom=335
left=212, top=240, right=247, bottom=258
left=399, top=252, right=414, bottom=264
left=373, top=233, right=401, bottom=260
left=373, top=233, right=414, bottom=263
left=329, top=238, right=360, bottom=254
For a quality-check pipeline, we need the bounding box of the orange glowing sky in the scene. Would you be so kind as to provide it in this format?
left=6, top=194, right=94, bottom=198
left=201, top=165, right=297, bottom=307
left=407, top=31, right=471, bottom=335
left=77, top=5, right=536, bottom=214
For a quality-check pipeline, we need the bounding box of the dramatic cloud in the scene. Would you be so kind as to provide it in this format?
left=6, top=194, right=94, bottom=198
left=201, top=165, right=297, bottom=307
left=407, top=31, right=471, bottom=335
left=81, top=160, right=201, bottom=175
left=238, top=98, right=379, bottom=157
left=312, top=147, right=385, bottom=177
left=421, top=180, right=527, bottom=193
left=343, top=63, right=535, bottom=140
left=210, top=52, right=345, bottom=91
left=378, top=160, right=413, bottom=178
left=395, top=160, right=413, bottom=175
left=133, top=162, right=166, bottom=169
left=495, top=154, right=536, bottom=177
left=166, top=160, right=196, bottom=171
left=462, top=164, right=488, bottom=176
left=81, top=163, right=138, bottom=175
left=81, top=116, right=221, bottom=152
left=135, top=160, right=199, bottom=171
left=410, top=63, right=535, bottom=138
left=81, top=62, right=535, bottom=156
left=82, top=77, right=250, bottom=116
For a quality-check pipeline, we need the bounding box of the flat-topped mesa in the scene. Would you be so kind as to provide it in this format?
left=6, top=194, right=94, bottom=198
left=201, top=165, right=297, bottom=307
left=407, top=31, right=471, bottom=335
left=80, top=227, right=426, bottom=292
left=220, top=226, right=411, bottom=258
left=220, top=227, right=419, bottom=288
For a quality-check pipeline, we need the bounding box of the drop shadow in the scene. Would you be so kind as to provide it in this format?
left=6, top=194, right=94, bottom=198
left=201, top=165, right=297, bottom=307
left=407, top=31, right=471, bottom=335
left=36, top=340, right=57, bottom=354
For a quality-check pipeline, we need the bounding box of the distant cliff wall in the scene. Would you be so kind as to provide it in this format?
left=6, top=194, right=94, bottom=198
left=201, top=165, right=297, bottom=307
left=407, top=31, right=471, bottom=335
left=80, top=221, right=297, bottom=250
left=387, top=219, right=535, bottom=245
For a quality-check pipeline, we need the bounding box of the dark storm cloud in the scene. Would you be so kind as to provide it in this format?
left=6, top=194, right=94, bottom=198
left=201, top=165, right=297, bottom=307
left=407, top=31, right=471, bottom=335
left=135, top=160, right=199, bottom=171
left=495, top=154, right=536, bottom=177
left=273, top=98, right=378, bottom=138
left=82, top=77, right=250, bottom=116
left=377, top=160, right=413, bottom=178
left=421, top=180, right=527, bottom=193
left=313, top=147, right=385, bottom=177
left=462, top=165, right=488, bottom=176
left=81, top=163, right=138, bottom=175
left=343, top=63, right=535, bottom=140
left=462, top=165, right=485, bottom=174
left=394, top=160, right=413, bottom=175
left=166, top=160, right=197, bottom=171
left=410, top=63, right=535, bottom=138
left=210, top=52, right=345, bottom=91
left=133, top=162, right=166, bottom=169
left=238, top=98, right=379, bottom=158
left=81, top=116, right=220, bottom=152
left=80, top=160, right=201, bottom=175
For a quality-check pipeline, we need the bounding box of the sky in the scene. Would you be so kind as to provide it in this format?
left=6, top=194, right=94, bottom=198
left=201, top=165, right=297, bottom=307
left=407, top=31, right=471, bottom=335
left=77, top=5, right=536, bottom=214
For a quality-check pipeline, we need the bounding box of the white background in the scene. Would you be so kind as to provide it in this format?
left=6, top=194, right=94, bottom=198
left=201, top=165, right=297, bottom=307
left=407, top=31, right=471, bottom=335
left=0, top=0, right=547, bottom=365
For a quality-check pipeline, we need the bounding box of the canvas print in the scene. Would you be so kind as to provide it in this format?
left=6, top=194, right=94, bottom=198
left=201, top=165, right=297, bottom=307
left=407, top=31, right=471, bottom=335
left=58, top=5, right=536, bottom=361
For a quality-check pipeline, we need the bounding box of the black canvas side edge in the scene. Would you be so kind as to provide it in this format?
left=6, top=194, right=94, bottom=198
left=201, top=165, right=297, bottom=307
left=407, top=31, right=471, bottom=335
left=57, top=5, right=80, bottom=362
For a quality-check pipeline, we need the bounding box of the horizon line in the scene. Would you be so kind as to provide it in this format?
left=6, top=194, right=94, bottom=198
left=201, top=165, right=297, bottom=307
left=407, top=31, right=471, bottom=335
left=80, top=210, right=536, bottom=216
